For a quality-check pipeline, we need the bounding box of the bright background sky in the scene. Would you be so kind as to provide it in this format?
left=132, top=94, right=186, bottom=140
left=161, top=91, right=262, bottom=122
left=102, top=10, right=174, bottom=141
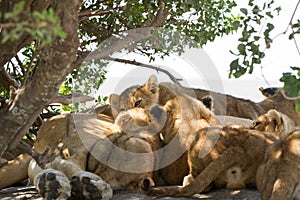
left=98, top=1, right=300, bottom=103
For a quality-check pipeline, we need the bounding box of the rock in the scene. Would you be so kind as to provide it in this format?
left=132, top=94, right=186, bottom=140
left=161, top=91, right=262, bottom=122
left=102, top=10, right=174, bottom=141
left=0, top=186, right=261, bottom=199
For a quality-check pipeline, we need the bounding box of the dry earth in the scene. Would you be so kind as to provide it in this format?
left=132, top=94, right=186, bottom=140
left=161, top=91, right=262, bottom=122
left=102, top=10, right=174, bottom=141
left=0, top=186, right=261, bottom=199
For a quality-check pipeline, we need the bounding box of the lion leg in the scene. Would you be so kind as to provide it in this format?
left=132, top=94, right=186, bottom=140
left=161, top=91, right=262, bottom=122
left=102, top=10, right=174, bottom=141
left=0, top=154, right=31, bottom=189
left=50, top=157, right=113, bottom=200
left=28, top=159, right=71, bottom=200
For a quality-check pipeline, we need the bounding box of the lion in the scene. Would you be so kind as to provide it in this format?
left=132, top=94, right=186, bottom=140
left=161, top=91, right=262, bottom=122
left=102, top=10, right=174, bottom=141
left=110, top=77, right=300, bottom=125
left=141, top=125, right=278, bottom=197
left=256, top=129, right=300, bottom=200
left=27, top=106, right=168, bottom=199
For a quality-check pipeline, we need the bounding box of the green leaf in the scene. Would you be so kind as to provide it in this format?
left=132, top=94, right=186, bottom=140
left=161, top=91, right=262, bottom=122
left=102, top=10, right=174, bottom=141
left=275, top=6, right=282, bottom=15
left=239, top=29, right=250, bottom=42
left=237, top=43, right=246, bottom=55
left=232, top=20, right=240, bottom=31
left=254, top=36, right=260, bottom=41
left=229, top=59, right=240, bottom=78
left=240, top=8, right=248, bottom=15
left=267, top=23, right=275, bottom=31
left=252, top=57, right=261, bottom=64
left=128, top=15, right=133, bottom=22
left=252, top=5, right=260, bottom=15
left=250, top=43, right=259, bottom=55
left=266, top=12, right=273, bottom=18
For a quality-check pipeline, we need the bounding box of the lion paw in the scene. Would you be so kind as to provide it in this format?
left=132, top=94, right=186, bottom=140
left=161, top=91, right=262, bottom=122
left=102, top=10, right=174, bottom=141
left=34, top=169, right=71, bottom=200
left=70, top=171, right=112, bottom=200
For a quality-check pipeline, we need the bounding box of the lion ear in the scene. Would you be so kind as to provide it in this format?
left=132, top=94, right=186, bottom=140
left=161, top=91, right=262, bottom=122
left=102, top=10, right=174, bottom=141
left=109, top=93, right=120, bottom=119
left=267, top=109, right=282, bottom=130
left=199, top=95, right=214, bottom=110
left=109, top=93, right=120, bottom=106
left=144, top=75, right=159, bottom=94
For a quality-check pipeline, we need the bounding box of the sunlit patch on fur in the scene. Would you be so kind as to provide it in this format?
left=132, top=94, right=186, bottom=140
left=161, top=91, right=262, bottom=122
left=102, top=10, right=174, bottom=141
left=272, top=179, right=282, bottom=193
left=228, top=124, right=243, bottom=129
left=274, top=149, right=283, bottom=160
left=290, top=140, right=300, bottom=155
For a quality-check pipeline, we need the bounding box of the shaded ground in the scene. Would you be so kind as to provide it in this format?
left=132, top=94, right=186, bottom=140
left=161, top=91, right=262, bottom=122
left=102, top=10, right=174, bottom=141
left=0, top=186, right=261, bottom=199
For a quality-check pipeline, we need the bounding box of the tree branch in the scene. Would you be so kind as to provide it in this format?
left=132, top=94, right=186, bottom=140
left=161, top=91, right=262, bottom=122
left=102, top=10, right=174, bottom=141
left=85, top=27, right=158, bottom=62
left=51, top=93, right=94, bottom=105
left=78, top=9, right=112, bottom=17
left=82, top=2, right=169, bottom=63
left=149, top=2, right=169, bottom=27
left=0, top=66, right=20, bottom=89
left=103, top=57, right=182, bottom=86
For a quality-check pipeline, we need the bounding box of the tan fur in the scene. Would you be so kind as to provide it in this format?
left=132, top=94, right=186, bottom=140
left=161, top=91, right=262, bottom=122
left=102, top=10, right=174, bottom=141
left=257, top=129, right=300, bottom=200
left=0, top=154, right=32, bottom=189
left=250, top=109, right=295, bottom=138
left=143, top=126, right=278, bottom=197
left=110, top=79, right=300, bottom=125
left=110, top=75, right=221, bottom=185
left=27, top=109, right=166, bottom=199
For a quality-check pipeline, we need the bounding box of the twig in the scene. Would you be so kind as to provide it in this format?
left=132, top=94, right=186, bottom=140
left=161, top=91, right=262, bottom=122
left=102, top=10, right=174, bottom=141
left=291, top=28, right=300, bottom=56
left=14, top=55, right=25, bottom=75
left=284, top=0, right=300, bottom=34
left=24, top=41, right=39, bottom=85
left=270, top=0, right=300, bottom=43
left=78, top=9, right=112, bottom=17
left=103, top=57, right=182, bottom=86
left=260, top=66, right=271, bottom=86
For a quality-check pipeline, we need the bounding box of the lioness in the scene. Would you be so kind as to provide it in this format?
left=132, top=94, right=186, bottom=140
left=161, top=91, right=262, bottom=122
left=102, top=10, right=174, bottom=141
left=28, top=106, right=166, bottom=199
left=110, top=76, right=300, bottom=125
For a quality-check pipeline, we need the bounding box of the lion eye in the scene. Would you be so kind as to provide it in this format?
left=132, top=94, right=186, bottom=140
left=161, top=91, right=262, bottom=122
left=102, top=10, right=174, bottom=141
left=134, top=99, right=142, bottom=107
left=250, top=121, right=260, bottom=129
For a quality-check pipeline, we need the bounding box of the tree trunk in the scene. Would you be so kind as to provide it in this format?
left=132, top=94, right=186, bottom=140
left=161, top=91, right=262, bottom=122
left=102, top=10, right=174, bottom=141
left=0, top=0, right=82, bottom=156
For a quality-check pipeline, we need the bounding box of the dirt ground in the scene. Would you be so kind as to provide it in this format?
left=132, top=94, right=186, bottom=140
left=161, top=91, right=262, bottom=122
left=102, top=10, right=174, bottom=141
left=0, top=186, right=261, bottom=199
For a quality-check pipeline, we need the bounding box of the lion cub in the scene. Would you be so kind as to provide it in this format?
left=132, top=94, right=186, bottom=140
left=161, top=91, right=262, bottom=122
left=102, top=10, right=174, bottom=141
left=250, top=109, right=295, bottom=138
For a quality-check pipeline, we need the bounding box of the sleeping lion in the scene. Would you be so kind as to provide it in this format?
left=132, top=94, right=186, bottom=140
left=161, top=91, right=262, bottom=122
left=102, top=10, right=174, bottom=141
left=28, top=106, right=167, bottom=199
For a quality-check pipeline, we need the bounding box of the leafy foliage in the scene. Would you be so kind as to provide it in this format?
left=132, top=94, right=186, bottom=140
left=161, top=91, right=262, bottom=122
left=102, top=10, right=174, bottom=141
left=79, top=0, right=239, bottom=54
left=280, top=67, right=300, bottom=111
left=1, top=1, right=66, bottom=47
left=229, top=0, right=281, bottom=78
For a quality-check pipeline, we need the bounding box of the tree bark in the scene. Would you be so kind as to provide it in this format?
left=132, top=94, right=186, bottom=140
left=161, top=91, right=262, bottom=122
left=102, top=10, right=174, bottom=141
left=0, top=0, right=82, bottom=156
